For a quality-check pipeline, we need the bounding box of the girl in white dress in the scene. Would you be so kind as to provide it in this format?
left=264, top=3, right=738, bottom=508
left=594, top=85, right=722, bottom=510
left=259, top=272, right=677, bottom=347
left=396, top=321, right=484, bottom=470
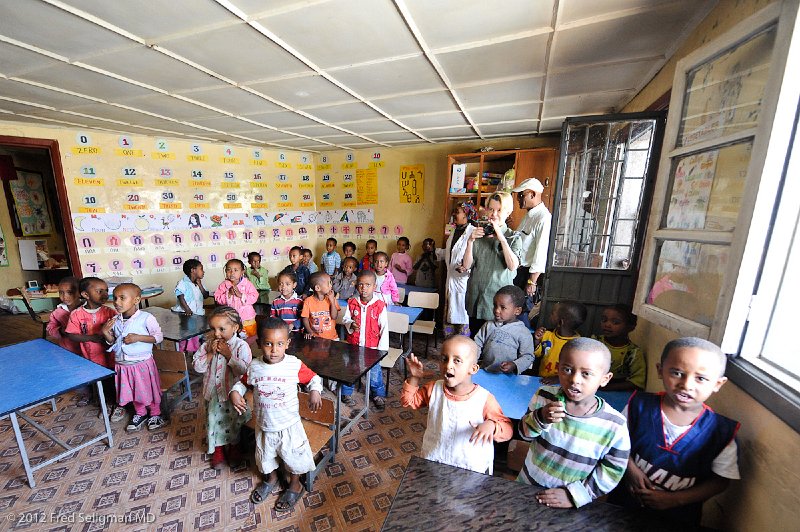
left=439, top=202, right=477, bottom=337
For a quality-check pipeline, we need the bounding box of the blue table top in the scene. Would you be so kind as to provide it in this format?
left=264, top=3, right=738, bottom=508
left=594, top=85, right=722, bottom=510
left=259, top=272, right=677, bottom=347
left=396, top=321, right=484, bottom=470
left=337, top=300, right=423, bottom=324
left=0, top=339, right=114, bottom=417
left=397, top=283, right=437, bottom=293
left=472, top=370, right=633, bottom=419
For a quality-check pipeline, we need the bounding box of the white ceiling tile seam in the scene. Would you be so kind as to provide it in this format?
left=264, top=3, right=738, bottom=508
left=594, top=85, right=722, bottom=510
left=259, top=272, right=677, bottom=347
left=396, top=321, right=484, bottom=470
left=536, top=0, right=561, bottom=135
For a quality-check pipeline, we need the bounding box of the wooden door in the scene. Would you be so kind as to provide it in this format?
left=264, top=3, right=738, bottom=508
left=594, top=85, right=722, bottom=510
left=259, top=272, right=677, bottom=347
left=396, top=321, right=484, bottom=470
left=509, top=148, right=558, bottom=229
left=540, top=113, right=666, bottom=334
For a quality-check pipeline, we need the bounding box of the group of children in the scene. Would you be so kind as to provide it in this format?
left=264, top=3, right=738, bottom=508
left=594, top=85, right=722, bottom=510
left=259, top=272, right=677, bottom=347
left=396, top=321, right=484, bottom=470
left=400, top=281, right=738, bottom=526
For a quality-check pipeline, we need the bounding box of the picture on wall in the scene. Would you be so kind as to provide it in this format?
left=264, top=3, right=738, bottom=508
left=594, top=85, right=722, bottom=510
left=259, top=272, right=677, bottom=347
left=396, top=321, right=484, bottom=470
left=7, top=169, right=53, bottom=236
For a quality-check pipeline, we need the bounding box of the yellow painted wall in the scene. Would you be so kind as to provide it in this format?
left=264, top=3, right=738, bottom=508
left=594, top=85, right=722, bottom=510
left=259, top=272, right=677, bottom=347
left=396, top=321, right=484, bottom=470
left=626, top=0, right=800, bottom=530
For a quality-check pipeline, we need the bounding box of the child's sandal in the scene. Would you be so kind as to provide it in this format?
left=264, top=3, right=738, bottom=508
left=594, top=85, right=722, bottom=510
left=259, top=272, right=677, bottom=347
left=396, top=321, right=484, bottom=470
left=250, top=479, right=278, bottom=505
left=275, top=488, right=304, bottom=511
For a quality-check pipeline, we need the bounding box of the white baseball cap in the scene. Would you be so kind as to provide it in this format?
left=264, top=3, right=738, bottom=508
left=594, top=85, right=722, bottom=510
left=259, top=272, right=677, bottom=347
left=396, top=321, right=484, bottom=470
left=511, top=178, right=544, bottom=193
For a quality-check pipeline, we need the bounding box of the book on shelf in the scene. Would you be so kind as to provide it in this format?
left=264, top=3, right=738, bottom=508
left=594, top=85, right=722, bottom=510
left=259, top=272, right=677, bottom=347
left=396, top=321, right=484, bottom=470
left=450, top=164, right=466, bottom=193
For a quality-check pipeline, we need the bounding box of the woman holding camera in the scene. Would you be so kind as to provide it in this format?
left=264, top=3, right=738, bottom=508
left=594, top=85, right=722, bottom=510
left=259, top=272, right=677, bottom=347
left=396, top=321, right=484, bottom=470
left=462, top=192, right=523, bottom=335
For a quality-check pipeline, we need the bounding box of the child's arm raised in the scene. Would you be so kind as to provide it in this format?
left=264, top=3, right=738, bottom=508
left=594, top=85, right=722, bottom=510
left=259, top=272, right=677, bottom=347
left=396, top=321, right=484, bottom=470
left=400, top=354, right=435, bottom=410
left=100, top=315, right=118, bottom=344
left=196, top=279, right=209, bottom=298
left=327, top=292, right=339, bottom=322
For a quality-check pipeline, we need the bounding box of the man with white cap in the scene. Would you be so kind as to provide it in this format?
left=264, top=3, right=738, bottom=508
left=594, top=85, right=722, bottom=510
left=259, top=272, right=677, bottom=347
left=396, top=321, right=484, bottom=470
left=511, top=178, right=551, bottom=299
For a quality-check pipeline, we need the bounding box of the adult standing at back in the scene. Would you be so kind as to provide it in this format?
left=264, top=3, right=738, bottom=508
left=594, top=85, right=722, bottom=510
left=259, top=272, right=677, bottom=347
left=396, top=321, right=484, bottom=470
left=463, top=192, right=523, bottom=335
left=511, top=178, right=551, bottom=304
left=438, top=201, right=478, bottom=337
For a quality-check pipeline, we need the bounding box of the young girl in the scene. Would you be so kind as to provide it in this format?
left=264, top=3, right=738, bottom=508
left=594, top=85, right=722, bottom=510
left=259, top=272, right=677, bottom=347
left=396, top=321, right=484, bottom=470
left=46, top=276, right=81, bottom=354
left=413, top=238, right=438, bottom=288
left=592, top=304, right=646, bottom=390
left=441, top=202, right=476, bottom=336
left=102, top=283, right=165, bottom=431
left=214, top=259, right=259, bottom=337
left=192, top=306, right=253, bottom=469
left=390, top=236, right=413, bottom=284
left=172, top=258, right=209, bottom=351
left=372, top=251, right=399, bottom=305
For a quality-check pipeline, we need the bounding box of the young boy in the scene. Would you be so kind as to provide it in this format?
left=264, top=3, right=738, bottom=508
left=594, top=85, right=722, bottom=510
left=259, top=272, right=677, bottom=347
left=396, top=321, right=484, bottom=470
left=593, top=304, right=646, bottom=391
left=47, top=276, right=81, bottom=354
left=230, top=318, right=322, bottom=511
left=402, top=336, right=513, bottom=474
left=332, top=256, right=359, bottom=300
left=321, top=237, right=342, bottom=276
left=372, top=251, right=399, bottom=305
left=281, top=246, right=310, bottom=295
left=389, top=236, right=413, bottom=284
left=412, top=238, right=438, bottom=288
left=611, top=337, right=739, bottom=526
left=270, top=271, right=303, bottom=331
left=518, top=337, right=630, bottom=508
left=302, top=248, right=318, bottom=274
left=343, top=241, right=357, bottom=264
left=301, top=272, right=340, bottom=340
left=474, top=285, right=535, bottom=374
left=65, top=277, right=120, bottom=418
left=534, top=300, right=587, bottom=379
left=340, top=270, right=389, bottom=411
left=360, top=239, right=377, bottom=271
left=246, top=251, right=270, bottom=292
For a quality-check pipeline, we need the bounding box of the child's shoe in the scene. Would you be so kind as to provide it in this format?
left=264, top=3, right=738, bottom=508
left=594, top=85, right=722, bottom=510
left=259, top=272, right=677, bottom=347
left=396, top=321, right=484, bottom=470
left=126, top=414, right=148, bottom=432
left=147, top=415, right=167, bottom=431
left=110, top=405, right=127, bottom=423
left=226, top=443, right=243, bottom=468
left=210, top=446, right=225, bottom=470
left=341, top=395, right=355, bottom=406
left=372, top=396, right=385, bottom=412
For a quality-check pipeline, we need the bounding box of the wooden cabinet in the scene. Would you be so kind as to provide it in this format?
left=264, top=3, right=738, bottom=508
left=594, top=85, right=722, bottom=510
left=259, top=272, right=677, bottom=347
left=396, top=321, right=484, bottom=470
left=443, top=148, right=558, bottom=238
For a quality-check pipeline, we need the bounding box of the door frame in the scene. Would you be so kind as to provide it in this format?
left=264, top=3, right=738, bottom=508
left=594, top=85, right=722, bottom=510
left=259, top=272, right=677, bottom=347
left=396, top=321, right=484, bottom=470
left=541, top=111, right=667, bottom=328
left=0, top=135, right=81, bottom=277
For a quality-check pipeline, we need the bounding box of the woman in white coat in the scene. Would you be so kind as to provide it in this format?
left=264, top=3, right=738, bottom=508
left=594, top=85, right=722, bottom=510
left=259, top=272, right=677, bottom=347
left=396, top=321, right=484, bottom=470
left=437, top=201, right=477, bottom=337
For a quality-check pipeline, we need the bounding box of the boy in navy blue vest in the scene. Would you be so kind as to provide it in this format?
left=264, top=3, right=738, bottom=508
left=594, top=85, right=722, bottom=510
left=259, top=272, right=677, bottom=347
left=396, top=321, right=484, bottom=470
left=610, top=337, right=740, bottom=526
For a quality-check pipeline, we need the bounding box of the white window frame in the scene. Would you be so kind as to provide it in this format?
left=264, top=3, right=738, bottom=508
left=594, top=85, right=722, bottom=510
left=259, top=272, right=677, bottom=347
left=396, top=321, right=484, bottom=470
left=635, top=1, right=800, bottom=354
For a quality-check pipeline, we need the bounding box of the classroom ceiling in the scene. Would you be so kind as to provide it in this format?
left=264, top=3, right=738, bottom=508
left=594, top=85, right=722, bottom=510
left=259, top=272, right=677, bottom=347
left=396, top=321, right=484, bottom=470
left=0, top=0, right=715, bottom=151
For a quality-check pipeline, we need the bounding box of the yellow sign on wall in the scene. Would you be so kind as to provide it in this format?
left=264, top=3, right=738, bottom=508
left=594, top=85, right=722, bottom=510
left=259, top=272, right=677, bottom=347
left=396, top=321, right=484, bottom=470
left=400, top=165, right=424, bottom=203
left=356, top=168, right=378, bottom=205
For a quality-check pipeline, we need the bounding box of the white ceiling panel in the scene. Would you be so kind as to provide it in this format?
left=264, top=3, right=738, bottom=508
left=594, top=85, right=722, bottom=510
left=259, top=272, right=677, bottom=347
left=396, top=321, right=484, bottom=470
left=229, top=129, right=296, bottom=142
left=0, top=1, right=132, bottom=59
left=283, top=124, right=350, bottom=137
left=60, top=0, right=238, bottom=40
left=336, top=119, right=406, bottom=135
left=270, top=136, right=332, bottom=148
left=246, top=75, right=353, bottom=108
left=58, top=103, right=186, bottom=127
left=367, top=131, right=423, bottom=142
left=239, top=111, right=321, bottom=129
left=331, top=56, right=444, bottom=98
left=539, top=117, right=566, bottom=132
left=371, top=91, right=458, bottom=116
left=175, top=86, right=284, bottom=115
left=257, top=0, right=420, bottom=69
left=467, top=103, right=541, bottom=124
left=186, top=115, right=274, bottom=133
left=559, top=0, right=690, bottom=25
left=20, top=64, right=154, bottom=101
left=159, top=23, right=312, bottom=83
left=436, top=35, right=549, bottom=85
left=455, top=77, right=543, bottom=108
left=298, top=102, right=384, bottom=123
left=0, top=99, right=56, bottom=116
left=318, top=134, right=379, bottom=145
left=113, top=94, right=219, bottom=121
left=544, top=91, right=635, bottom=118
left=547, top=59, right=659, bottom=98
left=0, top=79, right=95, bottom=109
left=0, top=42, right=61, bottom=76
left=80, top=46, right=228, bottom=93
left=404, top=0, right=554, bottom=49
left=394, top=112, right=469, bottom=129
left=418, top=125, right=475, bottom=138
left=479, top=120, right=539, bottom=136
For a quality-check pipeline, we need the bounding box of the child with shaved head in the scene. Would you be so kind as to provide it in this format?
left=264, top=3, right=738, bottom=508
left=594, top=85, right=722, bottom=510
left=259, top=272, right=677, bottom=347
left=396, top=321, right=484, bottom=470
left=517, top=337, right=630, bottom=508
left=401, top=335, right=512, bottom=474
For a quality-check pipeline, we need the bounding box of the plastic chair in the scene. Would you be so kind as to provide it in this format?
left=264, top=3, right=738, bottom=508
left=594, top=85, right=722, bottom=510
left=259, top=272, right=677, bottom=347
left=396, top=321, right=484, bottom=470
left=7, top=288, right=48, bottom=339
left=381, top=311, right=411, bottom=395
left=396, top=286, right=406, bottom=305
left=407, top=291, right=439, bottom=355
left=153, top=348, right=193, bottom=418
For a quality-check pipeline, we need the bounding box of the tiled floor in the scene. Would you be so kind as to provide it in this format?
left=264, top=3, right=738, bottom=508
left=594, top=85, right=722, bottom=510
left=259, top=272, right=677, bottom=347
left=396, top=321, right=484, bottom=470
left=0, top=315, right=447, bottom=532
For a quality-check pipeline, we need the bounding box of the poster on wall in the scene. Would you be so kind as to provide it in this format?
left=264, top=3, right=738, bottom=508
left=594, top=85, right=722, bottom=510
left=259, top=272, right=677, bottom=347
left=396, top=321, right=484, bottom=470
left=400, top=164, right=424, bottom=203
left=356, top=168, right=378, bottom=205
left=665, top=151, right=717, bottom=229
left=8, top=170, right=53, bottom=236
left=0, top=224, right=8, bottom=266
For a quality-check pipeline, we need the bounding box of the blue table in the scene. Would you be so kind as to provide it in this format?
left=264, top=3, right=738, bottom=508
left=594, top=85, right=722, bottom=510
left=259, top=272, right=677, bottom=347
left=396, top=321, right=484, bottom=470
left=0, top=339, right=115, bottom=487
left=473, top=370, right=633, bottom=419
left=337, top=300, right=423, bottom=324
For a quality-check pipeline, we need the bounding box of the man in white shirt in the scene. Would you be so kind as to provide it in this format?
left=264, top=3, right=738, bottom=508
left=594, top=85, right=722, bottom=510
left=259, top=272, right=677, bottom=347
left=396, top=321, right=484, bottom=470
left=511, top=178, right=551, bottom=299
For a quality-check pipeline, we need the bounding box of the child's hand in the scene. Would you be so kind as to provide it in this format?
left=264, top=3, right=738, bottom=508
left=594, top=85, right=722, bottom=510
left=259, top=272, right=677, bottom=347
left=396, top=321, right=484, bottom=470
left=636, top=488, right=678, bottom=510
left=304, top=331, right=313, bottom=340
left=101, top=315, right=118, bottom=334
left=123, top=333, right=141, bottom=345
left=469, top=420, right=496, bottom=445
left=536, top=488, right=573, bottom=508
left=539, top=376, right=559, bottom=385
left=538, top=401, right=566, bottom=424
left=534, top=327, right=545, bottom=344
left=396, top=266, right=407, bottom=274
left=216, top=340, right=233, bottom=360
left=308, top=390, right=322, bottom=412
left=406, top=354, right=425, bottom=380
left=499, top=361, right=515, bottom=374
left=251, top=268, right=260, bottom=278
left=183, top=308, right=193, bottom=316
left=231, top=285, right=242, bottom=297
left=625, top=462, right=654, bottom=498
left=230, top=391, right=247, bottom=415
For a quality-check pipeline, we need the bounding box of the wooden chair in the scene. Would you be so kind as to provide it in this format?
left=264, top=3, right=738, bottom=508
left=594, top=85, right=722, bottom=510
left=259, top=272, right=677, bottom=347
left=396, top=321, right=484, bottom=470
left=245, top=390, right=335, bottom=491
left=381, top=311, right=410, bottom=395
left=153, top=348, right=193, bottom=418
left=407, top=291, right=439, bottom=355
left=7, top=288, right=48, bottom=339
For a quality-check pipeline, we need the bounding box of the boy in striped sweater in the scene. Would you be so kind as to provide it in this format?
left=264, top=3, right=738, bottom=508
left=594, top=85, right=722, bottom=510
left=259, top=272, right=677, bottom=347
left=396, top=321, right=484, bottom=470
left=518, top=337, right=630, bottom=508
